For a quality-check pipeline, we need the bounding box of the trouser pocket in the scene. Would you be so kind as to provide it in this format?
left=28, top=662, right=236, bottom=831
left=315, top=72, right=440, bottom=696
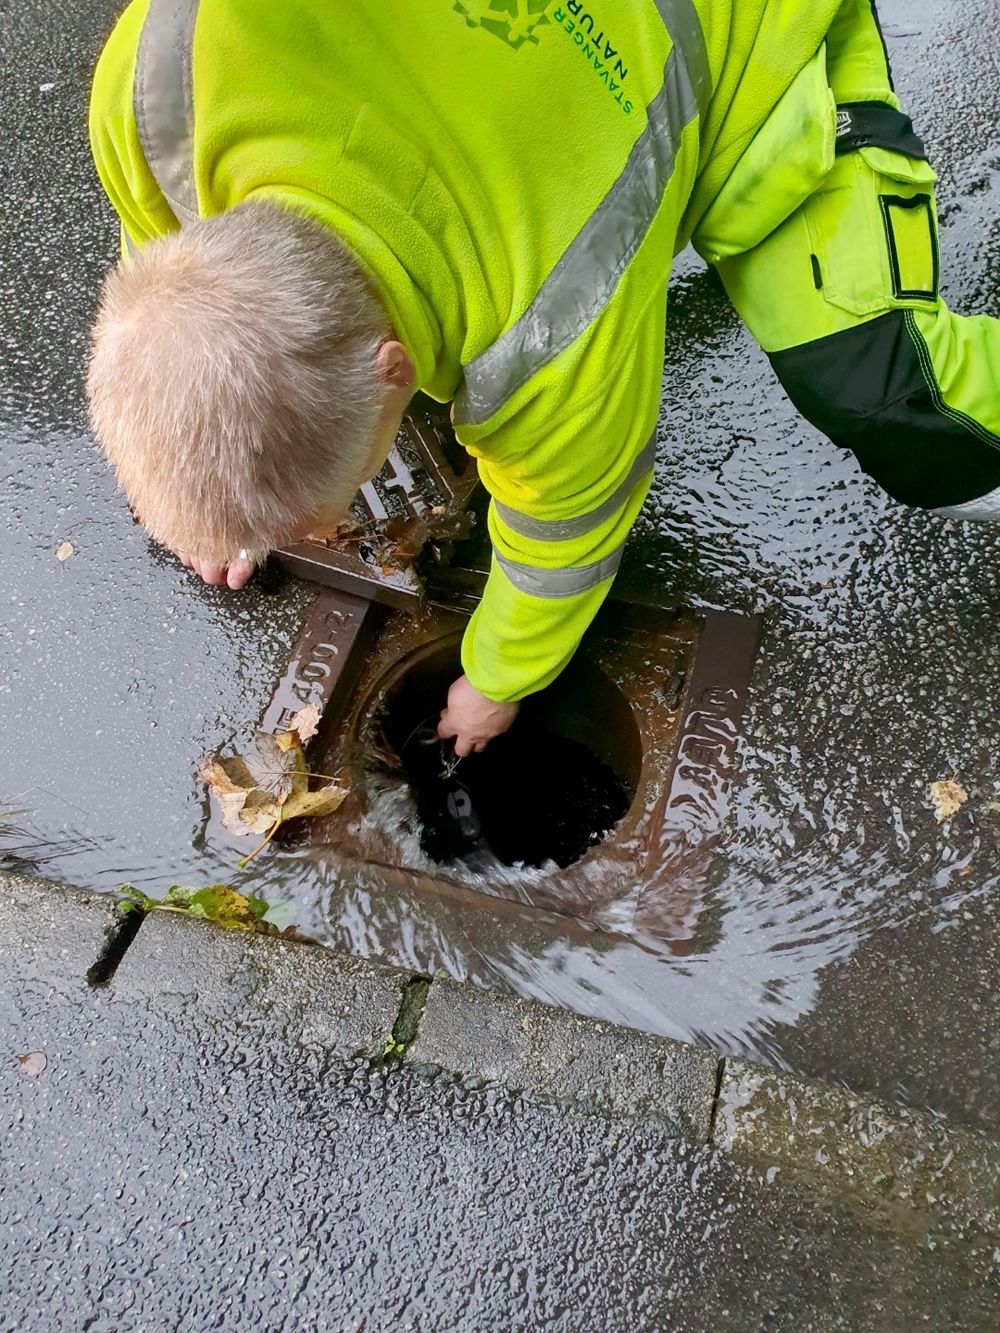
left=804, top=145, right=940, bottom=318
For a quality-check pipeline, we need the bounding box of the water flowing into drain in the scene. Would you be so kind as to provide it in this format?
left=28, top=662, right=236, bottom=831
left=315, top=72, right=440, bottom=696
left=398, top=719, right=633, bottom=870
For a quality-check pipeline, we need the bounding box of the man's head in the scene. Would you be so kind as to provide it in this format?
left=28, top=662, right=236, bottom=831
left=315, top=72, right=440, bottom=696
left=86, top=201, right=415, bottom=567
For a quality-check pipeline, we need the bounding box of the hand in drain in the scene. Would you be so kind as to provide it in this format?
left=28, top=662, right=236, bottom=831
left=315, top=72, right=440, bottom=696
left=400, top=714, right=632, bottom=870
left=411, top=725, right=485, bottom=847
left=437, top=674, right=520, bottom=758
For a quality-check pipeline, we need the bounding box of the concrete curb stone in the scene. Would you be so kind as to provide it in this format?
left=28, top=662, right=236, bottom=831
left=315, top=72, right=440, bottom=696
left=6, top=868, right=1000, bottom=1236
left=112, top=911, right=407, bottom=1060
left=714, top=1058, right=1000, bottom=1237
left=0, top=871, right=126, bottom=986
left=406, top=975, right=719, bottom=1139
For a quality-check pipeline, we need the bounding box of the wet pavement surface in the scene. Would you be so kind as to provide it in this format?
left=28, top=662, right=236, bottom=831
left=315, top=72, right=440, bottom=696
left=3, top=0, right=1000, bottom=1138
left=3, top=883, right=996, bottom=1333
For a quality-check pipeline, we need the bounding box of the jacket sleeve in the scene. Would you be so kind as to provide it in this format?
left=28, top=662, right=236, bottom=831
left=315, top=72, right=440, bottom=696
left=456, top=293, right=666, bottom=703
left=88, top=0, right=177, bottom=248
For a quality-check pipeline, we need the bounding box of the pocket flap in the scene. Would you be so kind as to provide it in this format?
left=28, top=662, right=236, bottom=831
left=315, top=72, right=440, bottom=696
left=859, top=145, right=937, bottom=187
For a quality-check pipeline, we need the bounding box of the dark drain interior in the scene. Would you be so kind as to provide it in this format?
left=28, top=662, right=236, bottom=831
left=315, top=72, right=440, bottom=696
left=374, top=642, right=640, bottom=870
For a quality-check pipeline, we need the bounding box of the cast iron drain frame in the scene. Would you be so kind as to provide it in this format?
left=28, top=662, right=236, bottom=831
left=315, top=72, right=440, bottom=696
left=239, top=588, right=758, bottom=952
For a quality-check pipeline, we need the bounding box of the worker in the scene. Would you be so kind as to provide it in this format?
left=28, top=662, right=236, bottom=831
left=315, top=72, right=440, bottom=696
left=87, top=1, right=1000, bottom=759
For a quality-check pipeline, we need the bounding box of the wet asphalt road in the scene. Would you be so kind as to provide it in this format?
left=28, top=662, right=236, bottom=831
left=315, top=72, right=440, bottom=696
left=2, top=0, right=1000, bottom=1136
left=3, top=886, right=995, bottom=1333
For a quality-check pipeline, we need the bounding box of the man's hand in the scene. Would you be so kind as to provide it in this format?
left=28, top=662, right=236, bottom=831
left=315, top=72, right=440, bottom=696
left=173, top=548, right=255, bottom=590
left=438, top=675, right=519, bottom=758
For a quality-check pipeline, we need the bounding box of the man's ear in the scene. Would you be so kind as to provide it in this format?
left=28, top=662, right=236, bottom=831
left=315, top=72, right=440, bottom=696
left=376, top=339, right=415, bottom=391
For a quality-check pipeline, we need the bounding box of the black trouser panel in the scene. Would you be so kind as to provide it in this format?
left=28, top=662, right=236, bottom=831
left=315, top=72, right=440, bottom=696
left=769, top=310, right=1000, bottom=508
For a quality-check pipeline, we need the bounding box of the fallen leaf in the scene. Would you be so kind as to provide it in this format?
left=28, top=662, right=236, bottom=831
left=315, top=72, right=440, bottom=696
left=166, top=884, right=267, bottom=930
left=929, top=779, right=968, bottom=824
left=243, top=730, right=303, bottom=802
left=116, top=883, right=157, bottom=913
left=55, top=541, right=74, bottom=562
left=199, top=728, right=349, bottom=853
left=374, top=510, right=476, bottom=571
left=17, top=1051, right=46, bottom=1076
left=114, top=882, right=276, bottom=933
left=289, top=703, right=321, bottom=743
left=280, top=783, right=349, bottom=822
left=197, top=758, right=276, bottom=836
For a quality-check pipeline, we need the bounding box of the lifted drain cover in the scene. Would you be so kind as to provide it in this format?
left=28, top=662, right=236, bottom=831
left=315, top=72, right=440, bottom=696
left=271, top=395, right=482, bottom=610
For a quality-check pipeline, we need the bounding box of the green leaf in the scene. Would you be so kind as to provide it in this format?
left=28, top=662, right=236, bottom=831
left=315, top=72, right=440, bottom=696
left=245, top=894, right=270, bottom=921
left=165, top=884, right=201, bottom=906
left=115, top=883, right=157, bottom=913
left=114, top=882, right=283, bottom=934
left=184, top=885, right=261, bottom=930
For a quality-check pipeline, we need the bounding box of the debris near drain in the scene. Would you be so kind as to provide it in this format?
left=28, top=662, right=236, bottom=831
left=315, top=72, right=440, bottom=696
left=318, top=506, right=475, bottom=576
left=288, top=702, right=321, bottom=741
left=928, top=778, right=968, bottom=824
left=116, top=882, right=297, bottom=933
left=198, top=714, right=349, bottom=866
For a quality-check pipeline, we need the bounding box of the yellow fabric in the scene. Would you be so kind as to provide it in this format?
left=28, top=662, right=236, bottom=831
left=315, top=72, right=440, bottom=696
left=692, top=46, right=836, bottom=265
left=90, top=0, right=848, bottom=702
left=718, top=0, right=941, bottom=355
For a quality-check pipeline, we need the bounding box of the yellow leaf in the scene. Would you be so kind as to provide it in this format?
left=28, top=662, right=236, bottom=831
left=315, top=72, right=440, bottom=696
left=237, top=788, right=282, bottom=835
left=198, top=756, right=279, bottom=837
left=273, top=729, right=308, bottom=798
left=199, top=728, right=349, bottom=859
left=279, top=782, right=350, bottom=823
left=928, top=779, right=967, bottom=824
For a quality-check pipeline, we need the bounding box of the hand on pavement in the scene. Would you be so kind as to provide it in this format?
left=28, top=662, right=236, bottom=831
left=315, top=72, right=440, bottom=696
left=437, top=674, right=519, bottom=758
left=172, top=547, right=255, bottom=590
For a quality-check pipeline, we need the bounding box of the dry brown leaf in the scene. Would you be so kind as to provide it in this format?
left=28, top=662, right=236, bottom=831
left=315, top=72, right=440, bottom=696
left=244, top=730, right=303, bottom=801
left=199, top=728, right=348, bottom=848
left=55, top=541, right=74, bottom=562
left=197, top=758, right=277, bottom=836
left=289, top=703, right=321, bottom=743
left=929, top=779, right=968, bottom=824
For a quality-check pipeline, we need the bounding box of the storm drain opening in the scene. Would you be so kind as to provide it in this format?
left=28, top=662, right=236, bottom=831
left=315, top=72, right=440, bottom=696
left=371, top=640, right=641, bottom=871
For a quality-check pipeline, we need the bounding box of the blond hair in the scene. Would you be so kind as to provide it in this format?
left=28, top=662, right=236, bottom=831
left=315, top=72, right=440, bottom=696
left=87, top=201, right=387, bottom=564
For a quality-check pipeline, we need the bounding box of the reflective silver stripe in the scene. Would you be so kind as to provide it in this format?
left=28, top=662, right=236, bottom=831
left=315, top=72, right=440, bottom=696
left=493, top=433, right=656, bottom=542
left=455, top=6, right=711, bottom=427
left=134, top=0, right=201, bottom=226
left=494, top=544, right=625, bottom=599
left=934, top=484, right=1000, bottom=521
left=651, top=0, right=712, bottom=114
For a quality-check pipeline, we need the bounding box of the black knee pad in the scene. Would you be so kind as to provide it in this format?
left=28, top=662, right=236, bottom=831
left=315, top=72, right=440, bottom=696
left=769, top=310, right=1000, bottom=509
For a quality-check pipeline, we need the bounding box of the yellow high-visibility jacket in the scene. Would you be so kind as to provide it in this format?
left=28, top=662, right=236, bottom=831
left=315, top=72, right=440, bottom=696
left=91, top=0, right=864, bottom=701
